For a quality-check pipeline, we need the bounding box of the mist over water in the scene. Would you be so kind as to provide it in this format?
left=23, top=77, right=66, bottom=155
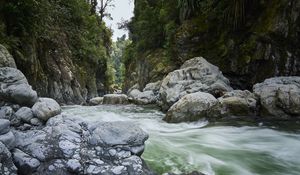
left=62, top=105, right=300, bottom=175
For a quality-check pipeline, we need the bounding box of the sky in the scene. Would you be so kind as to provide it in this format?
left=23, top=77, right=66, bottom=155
left=104, top=0, right=134, bottom=41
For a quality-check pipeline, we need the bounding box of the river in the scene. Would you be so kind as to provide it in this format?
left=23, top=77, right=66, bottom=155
left=62, top=105, right=300, bottom=175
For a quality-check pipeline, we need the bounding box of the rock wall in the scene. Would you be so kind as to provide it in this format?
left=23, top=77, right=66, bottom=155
left=125, top=0, right=300, bottom=91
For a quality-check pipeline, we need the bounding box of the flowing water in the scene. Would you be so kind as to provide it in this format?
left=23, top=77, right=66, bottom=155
left=62, top=105, right=300, bottom=175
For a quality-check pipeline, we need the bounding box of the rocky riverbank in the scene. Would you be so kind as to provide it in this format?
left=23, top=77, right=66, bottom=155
left=0, top=47, right=153, bottom=174
left=127, top=57, right=300, bottom=123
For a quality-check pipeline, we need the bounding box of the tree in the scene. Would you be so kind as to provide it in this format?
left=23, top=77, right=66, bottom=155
left=98, top=0, right=115, bottom=22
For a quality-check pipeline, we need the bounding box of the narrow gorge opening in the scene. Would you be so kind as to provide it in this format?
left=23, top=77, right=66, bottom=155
left=0, top=0, right=300, bottom=175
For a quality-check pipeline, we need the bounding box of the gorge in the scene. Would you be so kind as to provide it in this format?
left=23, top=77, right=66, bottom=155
left=1, top=0, right=300, bottom=175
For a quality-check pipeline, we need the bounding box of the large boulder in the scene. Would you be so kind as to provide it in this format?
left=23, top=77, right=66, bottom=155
left=0, top=44, right=17, bottom=68
left=164, top=92, right=218, bottom=123
left=32, top=98, right=61, bottom=122
left=103, top=94, right=129, bottom=105
left=128, top=89, right=158, bottom=105
left=89, top=121, right=148, bottom=156
left=0, top=67, right=38, bottom=106
left=13, top=115, right=152, bottom=175
left=159, top=57, right=232, bottom=111
left=253, top=77, right=300, bottom=118
left=214, top=90, right=258, bottom=117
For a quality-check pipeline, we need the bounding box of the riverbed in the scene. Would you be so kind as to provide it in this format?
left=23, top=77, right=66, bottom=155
left=62, top=105, right=300, bottom=175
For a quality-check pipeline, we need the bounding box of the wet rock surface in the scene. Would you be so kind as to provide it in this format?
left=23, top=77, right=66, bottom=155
left=159, top=57, right=232, bottom=111
left=253, top=76, right=300, bottom=118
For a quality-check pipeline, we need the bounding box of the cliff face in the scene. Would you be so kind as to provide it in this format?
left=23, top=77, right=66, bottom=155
left=0, top=0, right=111, bottom=104
left=125, top=0, right=300, bottom=90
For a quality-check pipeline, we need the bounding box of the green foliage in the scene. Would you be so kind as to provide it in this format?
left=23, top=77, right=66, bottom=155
left=0, top=0, right=111, bottom=64
left=177, top=0, right=201, bottom=21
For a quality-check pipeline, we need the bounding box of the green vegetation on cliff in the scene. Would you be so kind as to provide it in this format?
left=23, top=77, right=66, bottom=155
left=124, top=0, right=300, bottom=90
left=0, top=0, right=113, bottom=102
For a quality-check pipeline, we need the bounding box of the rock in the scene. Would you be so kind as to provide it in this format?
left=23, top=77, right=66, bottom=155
left=159, top=57, right=232, bottom=111
left=143, top=81, right=161, bottom=92
left=89, top=97, right=104, bottom=106
left=0, top=106, right=13, bottom=120
left=128, top=89, right=158, bottom=105
left=13, top=115, right=152, bottom=174
left=0, top=44, right=17, bottom=68
left=12, top=148, right=40, bottom=174
left=214, top=90, right=258, bottom=117
left=0, top=142, right=17, bottom=175
left=253, top=77, right=300, bottom=118
left=14, top=107, right=34, bottom=123
left=0, top=119, right=10, bottom=135
left=127, top=83, right=140, bottom=94
left=30, top=118, right=43, bottom=126
left=89, top=121, right=148, bottom=155
left=164, top=92, right=218, bottom=123
left=103, top=94, right=129, bottom=105
left=0, top=131, right=16, bottom=150
left=0, top=67, right=38, bottom=106
left=32, top=98, right=61, bottom=121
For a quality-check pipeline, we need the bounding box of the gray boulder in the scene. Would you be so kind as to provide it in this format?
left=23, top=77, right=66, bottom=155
left=0, top=44, right=17, bottom=68
left=103, top=94, right=129, bottom=105
left=0, top=119, right=10, bottom=135
left=0, top=131, right=16, bottom=150
left=253, top=76, right=300, bottom=118
left=15, top=107, right=34, bottom=123
left=159, top=57, right=232, bottom=111
left=89, top=121, right=149, bottom=155
left=0, top=142, right=17, bottom=175
left=214, top=90, right=258, bottom=117
left=13, top=115, right=152, bottom=175
left=12, top=148, right=40, bottom=174
left=164, top=92, right=218, bottom=123
left=143, top=81, right=161, bottom=92
left=0, top=106, right=13, bottom=120
left=89, top=97, right=103, bottom=106
left=32, top=98, right=61, bottom=121
left=128, top=89, right=157, bottom=105
left=0, top=67, right=38, bottom=106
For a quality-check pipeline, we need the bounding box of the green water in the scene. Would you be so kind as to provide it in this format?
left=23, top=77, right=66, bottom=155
left=62, top=105, right=300, bottom=175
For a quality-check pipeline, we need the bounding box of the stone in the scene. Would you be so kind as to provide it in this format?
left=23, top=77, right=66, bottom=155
left=89, top=97, right=104, bottom=106
left=12, top=115, right=152, bottom=175
left=0, top=67, right=38, bottom=106
left=0, top=131, right=15, bottom=150
left=32, top=98, right=62, bottom=121
left=214, top=90, right=258, bottom=117
left=103, top=94, right=129, bottom=105
left=30, top=118, right=43, bottom=126
left=164, top=92, right=218, bottom=123
left=0, top=106, right=13, bottom=120
left=12, top=148, right=40, bottom=174
left=0, top=119, right=10, bottom=135
left=89, top=121, right=148, bottom=155
left=143, top=81, right=161, bottom=92
left=128, top=89, right=158, bottom=105
left=159, top=57, right=232, bottom=111
left=0, top=44, right=17, bottom=68
left=0, top=142, right=17, bottom=175
left=14, top=107, right=34, bottom=123
left=253, top=77, right=300, bottom=118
